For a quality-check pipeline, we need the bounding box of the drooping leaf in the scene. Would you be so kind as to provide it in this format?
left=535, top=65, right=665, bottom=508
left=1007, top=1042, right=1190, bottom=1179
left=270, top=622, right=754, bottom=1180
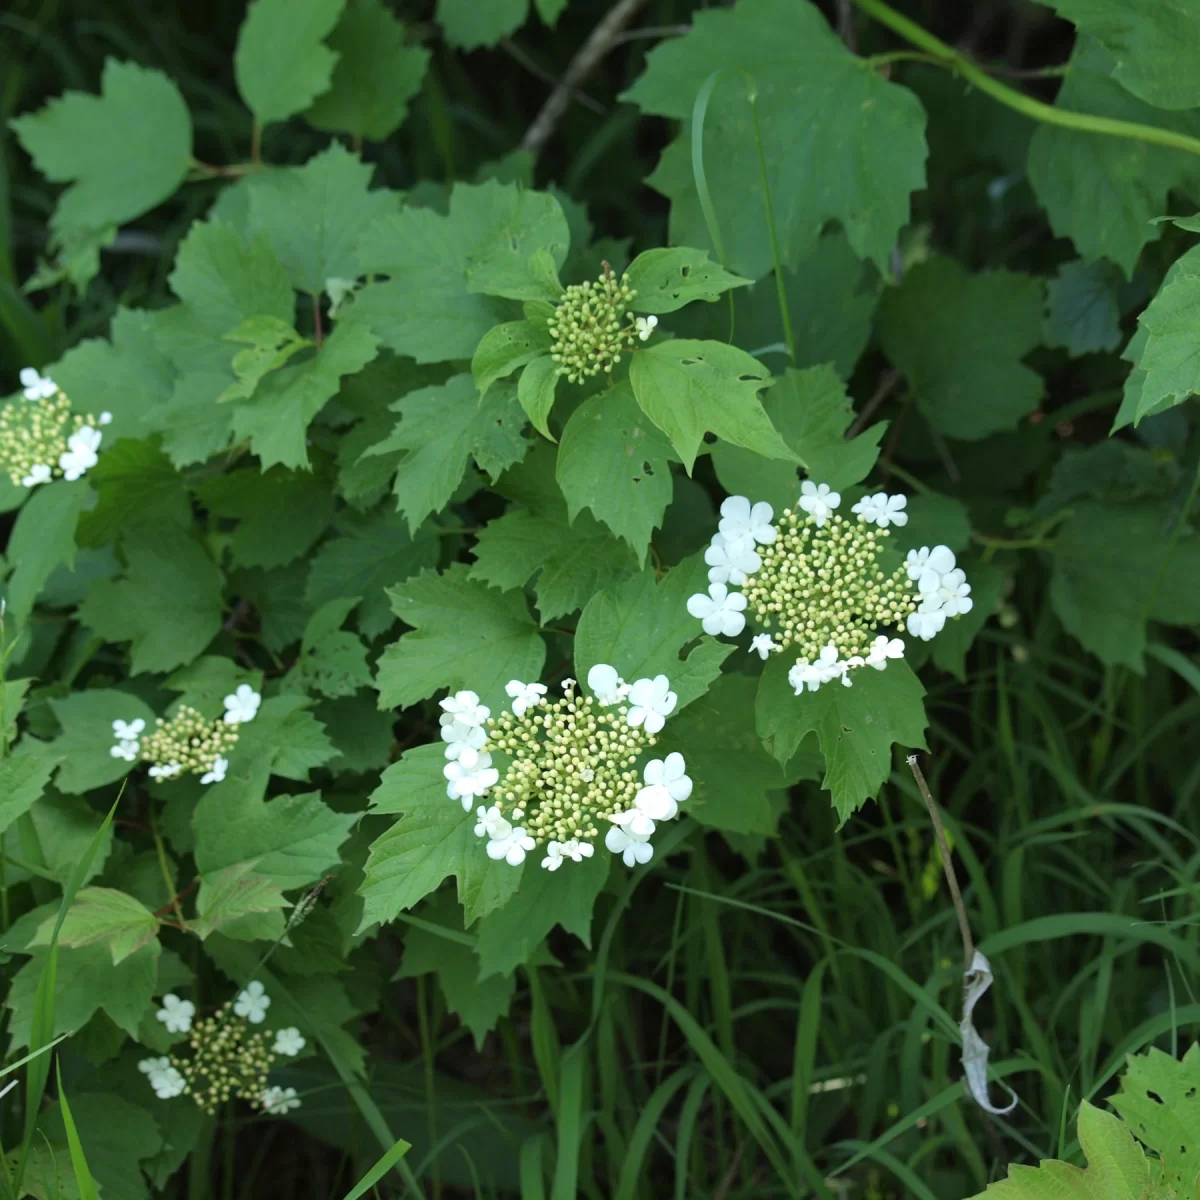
left=471, top=322, right=551, bottom=398
left=1043, top=260, right=1124, bottom=356
left=623, top=247, right=752, bottom=314
left=31, top=887, right=159, bottom=965
left=189, top=861, right=289, bottom=940
left=3, top=479, right=88, bottom=626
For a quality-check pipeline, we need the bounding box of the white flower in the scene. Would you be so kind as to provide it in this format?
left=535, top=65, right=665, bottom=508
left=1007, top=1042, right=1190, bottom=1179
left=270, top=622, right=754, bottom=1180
left=541, top=839, right=595, bottom=870
left=505, top=679, right=547, bottom=717
left=155, top=994, right=195, bottom=1034
left=718, top=496, right=776, bottom=545
left=138, top=1056, right=171, bottom=1080
left=234, top=981, right=271, bottom=1024
left=787, top=645, right=843, bottom=694
left=113, top=718, right=145, bottom=740
left=20, top=464, right=51, bottom=488
left=99, top=411, right=113, bottom=425
left=910, top=545, right=956, bottom=590
left=148, top=762, right=181, bottom=780
left=200, top=756, right=228, bottom=785
left=151, top=1066, right=186, bottom=1099
left=58, top=426, right=101, bottom=481
left=788, top=658, right=821, bottom=694
left=261, top=1085, right=300, bottom=1115
left=928, top=568, right=974, bottom=617
left=866, top=636, right=905, bottom=669
left=750, top=633, right=777, bottom=660
left=441, top=716, right=487, bottom=758
left=634, top=752, right=692, bottom=821
left=560, top=677, right=577, bottom=692
left=907, top=602, right=947, bottom=641
left=634, top=315, right=658, bottom=341
left=273, top=1027, right=306, bottom=1057
left=444, top=752, right=499, bottom=807
left=798, top=481, right=841, bottom=526
left=605, top=823, right=654, bottom=867
left=587, top=663, right=624, bottom=705
left=486, top=822, right=535, bottom=866
left=851, top=492, right=908, bottom=528
left=19, top=367, right=57, bottom=400
left=223, top=684, right=261, bottom=725
left=110, top=739, right=139, bottom=762
left=474, top=804, right=509, bottom=839
left=686, top=582, right=747, bottom=638
left=625, top=674, right=678, bottom=734
left=439, top=690, right=489, bottom=727
left=704, top=532, right=762, bottom=585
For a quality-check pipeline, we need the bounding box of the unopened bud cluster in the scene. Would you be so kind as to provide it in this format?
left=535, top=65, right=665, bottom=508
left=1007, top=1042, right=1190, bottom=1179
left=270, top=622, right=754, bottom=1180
left=1, top=368, right=110, bottom=488
left=547, top=265, right=639, bottom=383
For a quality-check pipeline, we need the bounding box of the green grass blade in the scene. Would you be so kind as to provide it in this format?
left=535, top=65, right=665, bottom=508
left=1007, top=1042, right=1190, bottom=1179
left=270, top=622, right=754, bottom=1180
left=690, top=71, right=731, bottom=269
left=53, top=1062, right=99, bottom=1200
left=612, top=1067, right=696, bottom=1200
left=339, top=1137, right=411, bottom=1200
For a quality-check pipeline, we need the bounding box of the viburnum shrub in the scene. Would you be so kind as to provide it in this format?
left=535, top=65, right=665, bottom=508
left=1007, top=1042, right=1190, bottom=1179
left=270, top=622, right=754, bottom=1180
left=4, top=0, right=1200, bottom=1194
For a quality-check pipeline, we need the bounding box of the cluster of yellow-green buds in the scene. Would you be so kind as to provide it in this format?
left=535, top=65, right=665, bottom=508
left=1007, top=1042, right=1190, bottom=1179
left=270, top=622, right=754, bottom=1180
left=546, top=264, right=658, bottom=383
left=0, top=367, right=111, bottom=488
left=437, top=667, right=691, bottom=869
left=140, top=984, right=305, bottom=1116
left=109, top=685, right=261, bottom=785
left=686, top=485, right=975, bottom=695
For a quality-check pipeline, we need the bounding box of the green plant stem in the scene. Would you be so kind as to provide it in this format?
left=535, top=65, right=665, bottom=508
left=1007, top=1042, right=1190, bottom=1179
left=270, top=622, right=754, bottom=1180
left=151, top=816, right=185, bottom=929
left=852, top=0, right=1200, bottom=158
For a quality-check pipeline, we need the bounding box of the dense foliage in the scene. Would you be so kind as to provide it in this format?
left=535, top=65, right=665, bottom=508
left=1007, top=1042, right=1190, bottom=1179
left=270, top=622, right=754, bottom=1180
left=2, top=0, right=1200, bottom=1196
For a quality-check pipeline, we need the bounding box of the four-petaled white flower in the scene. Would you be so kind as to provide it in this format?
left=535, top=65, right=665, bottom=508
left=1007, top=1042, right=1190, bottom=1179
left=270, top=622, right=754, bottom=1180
left=439, top=690, right=489, bottom=727
left=541, top=839, right=595, bottom=870
left=927, top=567, right=973, bottom=616
left=634, top=753, right=692, bottom=821
left=474, top=804, right=508, bottom=839
left=273, top=1027, right=306, bottom=1056
left=99, top=411, right=113, bottom=425
left=234, top=981, right=271, bottom=1024
left=444, top=752, right=499, bottom=807
left=441, top=716, right=487, bottom=757
left=152, top=1066, right=187, bottom=1099
left=718, top=496, right=776, bottom=545
left=704, top=532, right=762, bottom=585
left=156, top=994, right=195, bottom=1034
left=587, top=663, right=624, bottom=705
left=59, top=426, right=101, bottom=481
left=908, top=544, right=956, bottom=589
left=605, top=823, right=654, bottom=867
left=20, top=464, right=51, bottom=488
left=866, top=635, right=905, bottom=669
left=634, top=315, right=658, bottom=341
left=138, top=1056, right=171, bottom=1079
left=686, top=582, right=747, bottom=638
left=111, top=739, right=139, bottom=762
left=851, top=491, right=908, bottom=528
left=484, top=814, right=535, bottom=865
left=148, top=762, right=181, bottom=780
left=505, top=679, right=547, bottom=717
left=261, top=1085, right=301, bottom=1115
left=113, top=718, right=145, bottom=740
left=223, top=684, right=262, bottom=725
left=798, top=481, right=841, bottom=526
left=750, top=633, right=777, bottom=660
left=625, top=675, right=677, bottom=735
left=19, top=367, right=57, bottom=401
left=907, top=602, right=947, bottom=641
left=200, top=756, right=228, bottom=785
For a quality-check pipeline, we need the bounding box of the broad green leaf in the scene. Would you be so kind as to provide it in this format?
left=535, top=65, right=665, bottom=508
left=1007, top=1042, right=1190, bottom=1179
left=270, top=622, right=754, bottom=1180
left=318, top=693, right=395, bottom=775
left=3, top=793, right=114, bottom=891
left=226, top=694, right=339, bottom=784
left=31, top=887, right=158, bottom=965
left=189, top=861, right=288, bottom=940
left=900, top=492, right=973, bottom=554
left=305, top=0, right=430, bottom=140
left=755, top=655, right=929, bottom=823
left=1050, top=501, right=1200, bottom=670
left=0, top=748, right=59, bottom=836
left=1124, top=251, right=1200, bottom=425
left=305, top=507, right=439, bottom=638
left=288, top=597, right=374, bottom=697
left=474, top=849, right=609, bottom=979
left=354, top=181, right=565, bottom=360
left=1027, top=38, right=1200, bottom=276
left=711, top=365, right=884, bottom=513
left=193, top=786, right=355, bottom=892
left=623, top=247, right=751, bottom=314
left=629, top=339, right=794, bottom=472
left=622, top=0, right=927, bottom=278
left=437, top=0, right=528, bottom=51
left=3, top=479, right=87, bottom=626
left=359, top=745, right=522, bottom=927
left=556, top=382, right=676, bottom=560
left=76, top=439, right=192, bottom=547
left=234, top=0, right=347, bottom=126
left=376, top=564, right=545, bottom=714
left=247, top=144, right=399, bottom=294
left=10, top=60, right=191, bottom=243
left=971, top=1100, right=1150, bottom=1198
left=472, top=322, right=551, bottom=398
left=217, top=315, right=310, bottom=404
left=47, top=689, right=158, bottom=795
left=1043, top=260, right=1123, bottom=356
left=471, top=508, right=640, bottom=622
left=164, top=657, right=262, bottom=715
left=198, top=467, right=336, bottom=569
left=878, top=258, right=1044, bottom=440
left=1036, top=0, right=1200, bottom=110
left=517, top=354, right=559, bottom=440
left=363, top=373, right=527, bottom=532
left=79, top=532, right=223, bottom=674
left=574, top=553, right=734, bottom=712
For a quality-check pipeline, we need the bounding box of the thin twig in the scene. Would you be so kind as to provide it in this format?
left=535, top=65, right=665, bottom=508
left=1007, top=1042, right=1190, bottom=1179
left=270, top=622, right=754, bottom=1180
left=501, top=39, right=605, bottom=115
left=520, top=0, right=653, bottom=156
left=906, top=754, right=974, bottom=969
left=846, top=368, right=901, bottom=439
left=836, top=0, right=858, bottom=52
left=608, top=23, right=690, bottom=47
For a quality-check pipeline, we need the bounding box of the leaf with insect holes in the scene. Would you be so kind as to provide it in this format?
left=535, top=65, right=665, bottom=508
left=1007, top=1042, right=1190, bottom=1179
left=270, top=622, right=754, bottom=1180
left=624, top=247, right=751, bottom=313
left=472, top=321, right=551, bottom=398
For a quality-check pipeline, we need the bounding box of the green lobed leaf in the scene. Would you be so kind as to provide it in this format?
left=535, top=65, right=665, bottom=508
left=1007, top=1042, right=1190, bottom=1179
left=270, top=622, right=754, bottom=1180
left=516, top=354, right=560, bottom=441
left=1043, top=260, right=1124, bottom=357
left=3, top=479, right=88, bottom=626
left=471, top=322, right=551, bottom=398
left=305, top=0, right=430, bottom=140
left=0, top=748, right=60, bottom=837
left=226, top=694, right=339, bottom=785
left=234, top=0, right=347, bottom=126
left=436, top=0, right=529, bottom=51
left=46, top=689, right=158, bottom=795
left=623, top=247, right=752, bottom=314
left=288, top=597, right=374, bottom=698
left=189, top=861, right=289, bottom=940
left=76, top=439, right=193, bottom=547
left=31, top=887, right=159, bottom=965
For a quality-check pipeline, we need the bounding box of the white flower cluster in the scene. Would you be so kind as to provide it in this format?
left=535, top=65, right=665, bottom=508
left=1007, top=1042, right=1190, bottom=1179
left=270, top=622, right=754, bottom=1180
left=436, top=668, right=689, bottom=870
left=109, top=686, right=261, bottom=784
left=140, top=981, right=306, bottom=1116
left=687, top=486, right=973, bottom=696
left=1, top=368, right=111, bottom=488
